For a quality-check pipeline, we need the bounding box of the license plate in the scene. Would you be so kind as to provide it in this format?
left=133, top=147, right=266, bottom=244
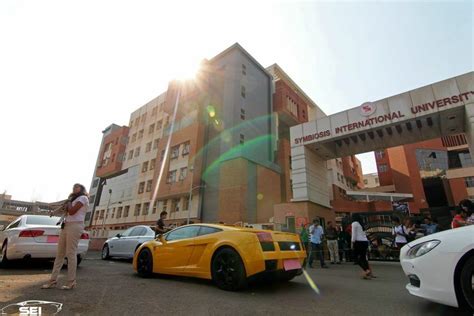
left=47, top=236, right=59, bottom=243
left=283, top=259, right=302, bottom=271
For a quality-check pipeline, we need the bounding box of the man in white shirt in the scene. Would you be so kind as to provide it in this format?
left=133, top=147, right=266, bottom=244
left=308, top=219, right=328, bottom=269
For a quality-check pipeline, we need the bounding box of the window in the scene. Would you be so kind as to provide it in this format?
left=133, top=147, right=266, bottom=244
left=171, top=145, right=180, bottom=159
left=142, top=202, right=150, bottom=215
left=240, top=108, right=245, bottom=120
left=92, top=179, right=99, bottom=188
left=142, top=161, right=149, bottom=173
left=141, top=113, right=146, bottom=123
left=375, top=150, right=385, bottom=159
left=121, top=227, right=134, bottom=237
left=146, top=180, right=153, bottom=192
left=150, top=158, right=156, bottom=170
left=145, top=142, right=152, bottom=153
left=466, top=177, right=474, bottom=188
left=162, top=200, right=168, bottom=212
left=241, top=85, right=246, bottom=98
left=138, top=182, right=145, bottom=194
left=138, top=129, right=144, bottom=139
left=117, top=207, right=123, bottom=219
left=167, top=170, right=177, bottom=183
left=165, top=226, right=200, bottom=241
left=182, top=196, right=190, bottom=211
left=6, top=219, right=21, bottom=229
left=151, top=107, right=157, bottom=116
left=128, top=150, right=134, bottom=160
left=153, top=139, right=159, bottom=150
left=149, top=123, right=155, bottom=134
left=179, top=167, right=188, bottom=180
left=240, top=134, right=245, bottom=145
left=157, top=120, right=163, bottom=130
left=135, top=147, right=141, bottom=157
left=123, top=206, right=130, bottom=217
left=171, top=198, right=180, bottom=212
left=134, top=204, right=141, bottom=216
left=135, top=118, right=140, bottom=126
left=182, top=142, right=190, bottom=156
left=152, top=201, right=158, bottom=214
left=131, top=133, right=137, bottom=143
left=130, top=227, right=146, bottom=236
left=89, top=195, right=96, bottom=204
left=242, top=64, right=246, bottom=75
left=378, top=164, right=388, bottom=173
left=198, top=226, right=222, bottom=236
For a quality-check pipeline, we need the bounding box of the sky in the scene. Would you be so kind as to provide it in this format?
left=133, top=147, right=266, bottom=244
left=0, top=0, right=472, bottom=202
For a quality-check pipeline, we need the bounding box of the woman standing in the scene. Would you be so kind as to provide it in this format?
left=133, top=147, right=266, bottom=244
left=42, top=184, right=89, bottom=290
left=351, top=214, right=372, bottom=280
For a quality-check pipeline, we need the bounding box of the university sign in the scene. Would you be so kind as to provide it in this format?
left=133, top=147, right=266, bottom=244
left=292, top=90, right=474, bottom=146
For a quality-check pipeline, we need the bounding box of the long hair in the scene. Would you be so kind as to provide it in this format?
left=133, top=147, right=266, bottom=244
left=68, top=183, right=88, bottom=201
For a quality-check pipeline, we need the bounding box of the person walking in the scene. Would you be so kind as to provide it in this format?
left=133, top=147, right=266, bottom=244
left=351, top=214, right=373, bottom=280
left=308, top=219, right=328, bottom=269
left=41, top=184, right=89, bottom=290
left=326, top=221, right=340, bottom=264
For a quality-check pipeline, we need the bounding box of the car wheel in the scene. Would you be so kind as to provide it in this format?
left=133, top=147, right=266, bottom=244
left=136, top=248, right=153, bottom=278
left=211, top=248, right=247, bottom=291
left=0, top=241, right=9, bottom=267
left=279, top=270, right=299, bottom=282
left=459, top=256, right=474, bottom=312
left=102, top=244, right=110, bottom=260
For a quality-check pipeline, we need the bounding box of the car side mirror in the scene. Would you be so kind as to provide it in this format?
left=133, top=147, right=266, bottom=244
left=116, top=233, right=121, bottom=238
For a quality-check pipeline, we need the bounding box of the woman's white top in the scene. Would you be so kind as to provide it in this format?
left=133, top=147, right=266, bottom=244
left=351, top=222, right=368, bottom=242
left=65, top=195, right=89, bottom=223
left=393, top=225, right=408, bottom=244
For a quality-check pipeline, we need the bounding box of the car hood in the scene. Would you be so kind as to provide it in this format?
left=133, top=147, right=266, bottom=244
left=406, top=225, right=474, bottom=247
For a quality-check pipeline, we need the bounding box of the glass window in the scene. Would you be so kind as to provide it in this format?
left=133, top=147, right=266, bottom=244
left=134, top=204, right=141, bottom=215
left=146, top=180, right=153, bottom=192
left=179, top=167, right=188, bottom=180
left=121, top=227, right=134, bottom=237
left=131, top=133, right=137, bottom=142
left=128, top=150, right=134, bottom=160
left=7, top=219, right=22, bottom=229
left=241, top=85, right=246, bottom=98
left=138, top=182, right=145, bottom=194
left=150, top=159, right=156, bottom=170
left=198, top=226, right=222, bottom=236
left=465, top=176, right=474, bottom=188
left=123, top=206, right=130, bottom=217
left=149, top=123, right=155, bottom=134
left=25, top=215, right=59, bottom=226
left=153, top=139, right=159, bottom=150
left=182, top=142, right=190, bottom=156
left=167, top=170, right=177, bottom=183
left=171, top=145, right=180, bottom=159
left=142, top=161, right=149, bottom=173
left=135, top=147, right=141, bottom=157
left=145, top=142, right=152, bottom=153
left=142, top=202, right=150, bottom=215
left=92, top=179, right=99, bottom=188
left=183, top=196, right=190, bottom=211
left=165, top=226, right=200, bottom=241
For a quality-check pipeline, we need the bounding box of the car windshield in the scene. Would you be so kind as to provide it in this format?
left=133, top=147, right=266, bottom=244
left=25, top=215, right=60, bottom=226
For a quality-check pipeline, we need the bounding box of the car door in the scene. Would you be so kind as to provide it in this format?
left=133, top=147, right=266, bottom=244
left=154, top=226, right=200, bottom=274
left=184, top=226, right=223, bottom=277
left=109, top=227, right=134, bottom=256
left=122, top=227, right=147, bottom=258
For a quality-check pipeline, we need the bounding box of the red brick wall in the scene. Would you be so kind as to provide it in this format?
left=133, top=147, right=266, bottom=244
left=96, top=126, right=129, bottom=178
left=449, top=178, right=468, bottom=205
left=273, top=80, right=309, bottom=123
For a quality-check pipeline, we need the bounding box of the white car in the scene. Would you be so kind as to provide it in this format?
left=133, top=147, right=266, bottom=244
left=101, top=225, right=155, bottom=260
left=400, top=225, right=474, bottom=312
left=0, top=215, right=89, bottom=266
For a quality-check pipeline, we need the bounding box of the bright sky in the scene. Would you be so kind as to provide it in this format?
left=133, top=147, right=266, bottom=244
left=1, top=1, right=472, bottom=202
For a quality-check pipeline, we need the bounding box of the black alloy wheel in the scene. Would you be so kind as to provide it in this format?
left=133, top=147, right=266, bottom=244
left=211, top=248, right=247, bottom=291
left=137, top=248, right=153, bottom=278
left=459, top=256, right=474, bottom=312
left=101, top=244, right=110, bottom=260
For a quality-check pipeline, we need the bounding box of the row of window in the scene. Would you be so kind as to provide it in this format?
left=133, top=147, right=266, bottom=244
left=170, top=142, right=190, bottom=159
left=94, top=197, right=190, bottom=221
left=167, top=167, right=188, bottom=183
left=130, top=118, right=169, bottom=143
left=129, top=103, right=166, bottom=128
left=127, top=139, right=160, bottom=160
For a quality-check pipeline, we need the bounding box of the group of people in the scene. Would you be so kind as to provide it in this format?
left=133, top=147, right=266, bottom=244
left=300, top=215, right=375, bottom=279
left=452, top=199, right=474, bottom=228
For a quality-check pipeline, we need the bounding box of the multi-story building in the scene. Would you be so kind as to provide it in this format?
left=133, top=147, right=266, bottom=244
left=374, top=133, right=473, bottom=213
left=87, top=43, right=364, bottom=237
left=363, top=173, right=380, bottom=189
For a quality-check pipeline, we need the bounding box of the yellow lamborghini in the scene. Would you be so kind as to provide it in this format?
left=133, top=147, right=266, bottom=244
left=132, top=224, right=306, bottom=290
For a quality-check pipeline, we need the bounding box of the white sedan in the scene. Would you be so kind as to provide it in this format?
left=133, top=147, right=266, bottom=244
left=101, top=225, right=155, bottom=260
left=0, top=215, right=89, bottom=266
left=400, top=225, right=474, bottom=312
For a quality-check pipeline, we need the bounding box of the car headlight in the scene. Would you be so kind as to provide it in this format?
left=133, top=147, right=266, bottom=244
left=406, top=240, right=440, bottom=258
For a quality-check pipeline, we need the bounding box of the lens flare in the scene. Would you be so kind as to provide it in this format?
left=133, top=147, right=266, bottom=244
left=257, top=193, right=264, bottom=200
left=302, top=269, right=321, bottom=295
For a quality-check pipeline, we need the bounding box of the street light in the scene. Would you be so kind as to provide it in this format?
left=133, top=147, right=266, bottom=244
left=186, top=165, right=205, bottom=225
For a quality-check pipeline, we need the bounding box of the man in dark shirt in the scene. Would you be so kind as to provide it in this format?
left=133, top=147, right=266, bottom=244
left=326, top=221, right=341, bottom=264
left=155, top=211, right=168, bottom=236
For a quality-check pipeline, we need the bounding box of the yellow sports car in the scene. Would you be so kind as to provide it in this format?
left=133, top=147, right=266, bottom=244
left=132, top=224, right=306, bottom=290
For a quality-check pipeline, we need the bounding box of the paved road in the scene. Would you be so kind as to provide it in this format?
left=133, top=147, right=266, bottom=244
left=0, top=252, right=470, bottom=316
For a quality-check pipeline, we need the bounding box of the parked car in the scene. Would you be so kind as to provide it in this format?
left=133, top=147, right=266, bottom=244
left=400, top=225, right=474, bottom=312
left=133, top=224, right=306, bottom=291
left=0, top=215, right=89, bottom=266
left=101, top=225, right=155, bottom=260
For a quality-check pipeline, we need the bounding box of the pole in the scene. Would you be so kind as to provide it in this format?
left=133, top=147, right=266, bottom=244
left=186, top=166, right=195, bottom=225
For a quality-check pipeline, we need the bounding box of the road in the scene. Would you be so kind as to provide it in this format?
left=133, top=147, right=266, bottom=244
left=0, top=252, right=470, bottom=316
